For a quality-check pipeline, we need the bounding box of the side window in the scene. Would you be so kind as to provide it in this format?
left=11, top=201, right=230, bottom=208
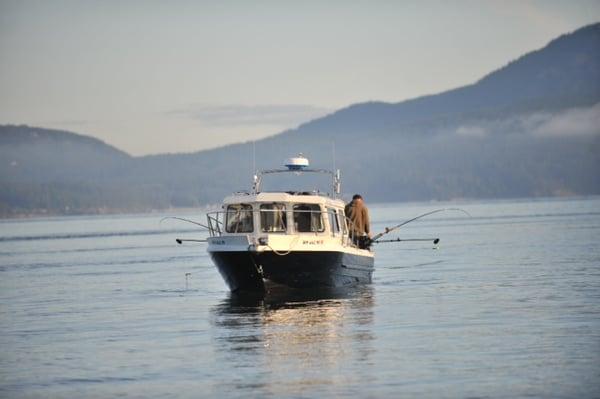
left=260, top=203, right=287, bottom=232
left=293, top=204, right=324, bottom=233
left=339, top=210, right=348, bottom=235
left=225, top=204, right=254, bottom=233
left=327, top=208, right=340, bottom=236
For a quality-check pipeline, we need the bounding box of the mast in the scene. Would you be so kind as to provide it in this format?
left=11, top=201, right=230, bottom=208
left=252, top=154, right=341, bottom=198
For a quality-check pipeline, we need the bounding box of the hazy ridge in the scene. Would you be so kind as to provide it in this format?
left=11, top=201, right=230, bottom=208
left=1, top=23, right=599, bottom=217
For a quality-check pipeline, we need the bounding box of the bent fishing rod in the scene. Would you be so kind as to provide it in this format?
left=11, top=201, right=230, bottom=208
left=160, top=216, right=211, bottom=245
left=370, top=208, right=471, bottom=244
left=160, top=216, right=211, bottom=230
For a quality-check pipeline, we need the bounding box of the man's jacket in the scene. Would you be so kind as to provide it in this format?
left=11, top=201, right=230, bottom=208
left=344, top=201, right=370, bottom=236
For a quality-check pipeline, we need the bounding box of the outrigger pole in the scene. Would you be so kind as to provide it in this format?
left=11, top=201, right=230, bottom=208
left=370, top=208, right=470, bottom=243
left=374, top=238, right=440, bottom=244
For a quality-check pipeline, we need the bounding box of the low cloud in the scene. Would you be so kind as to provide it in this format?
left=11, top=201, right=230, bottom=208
left=531, top=103, right=600, bottom=137
left=46, top=119, right=90, bottom=127
left=452, top=103, right=600, bottom=138
left=455, top=125, right=488, bottom=138
left=167, top=104, right=332, bottom=128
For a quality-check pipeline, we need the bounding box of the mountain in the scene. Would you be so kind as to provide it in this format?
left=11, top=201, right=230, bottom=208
left=0, top=124, right=131, bottom=183
left=0, top=125, right=154, bottom=215
left=1, top=23, right=599, bottom=216
left=294, top=22, right=600, bottom=139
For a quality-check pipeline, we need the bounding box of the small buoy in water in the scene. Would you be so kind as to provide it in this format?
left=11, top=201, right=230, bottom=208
left=185, top=272, right=191, bottom=290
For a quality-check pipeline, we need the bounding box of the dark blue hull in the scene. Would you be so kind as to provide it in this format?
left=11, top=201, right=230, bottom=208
left=209, top=250, right=374, bottom=292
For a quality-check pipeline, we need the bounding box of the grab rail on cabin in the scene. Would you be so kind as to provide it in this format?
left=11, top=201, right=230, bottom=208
left=205, top=209, right=360, bottom=248
left=252, top=168, right=341, bottom=199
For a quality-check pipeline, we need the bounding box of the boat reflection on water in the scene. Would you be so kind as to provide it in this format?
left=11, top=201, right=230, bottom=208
left=210, top=283, right=375, bottom=396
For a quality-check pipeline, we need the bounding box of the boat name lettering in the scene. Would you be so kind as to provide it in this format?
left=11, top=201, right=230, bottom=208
left=302, top=239, right=324, bottom=245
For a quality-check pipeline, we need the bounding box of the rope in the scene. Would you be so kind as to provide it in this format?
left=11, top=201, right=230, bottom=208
left=265, top=235, right=300, bottom=256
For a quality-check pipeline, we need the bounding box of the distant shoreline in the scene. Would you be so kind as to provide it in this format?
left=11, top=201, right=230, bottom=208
left=0, top=205, right=220, bottom=221
left=2, top=194, right=597, bottom=221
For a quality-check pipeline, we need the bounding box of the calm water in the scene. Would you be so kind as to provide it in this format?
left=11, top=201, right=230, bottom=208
left=1, top=198, right=599, bottom=398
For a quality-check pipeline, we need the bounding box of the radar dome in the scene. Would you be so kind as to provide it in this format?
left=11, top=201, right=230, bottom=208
left=284, top=154, right=309, bottom=170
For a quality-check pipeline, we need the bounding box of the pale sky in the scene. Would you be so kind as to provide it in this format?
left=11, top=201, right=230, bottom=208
left=1, top=0, right=599, bottom=155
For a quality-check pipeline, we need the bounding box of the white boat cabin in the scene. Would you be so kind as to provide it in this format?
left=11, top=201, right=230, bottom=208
left=205, top=154, right=370, bottom=253
left=221, top=192, right=347, bottom=235
left=206, top=192, right=363, bottom=252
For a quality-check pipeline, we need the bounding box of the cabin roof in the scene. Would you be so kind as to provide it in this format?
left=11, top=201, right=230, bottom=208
left=223, top=191, right=346, bottom=207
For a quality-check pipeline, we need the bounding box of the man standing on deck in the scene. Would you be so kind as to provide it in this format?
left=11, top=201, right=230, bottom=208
left=345, top=194, right=371, bottom=249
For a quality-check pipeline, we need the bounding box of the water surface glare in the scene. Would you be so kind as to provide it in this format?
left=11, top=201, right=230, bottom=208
left=1, top=198, right=599, bottom=397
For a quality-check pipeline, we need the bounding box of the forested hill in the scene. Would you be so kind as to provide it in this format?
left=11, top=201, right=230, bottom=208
left=288, top=22, right=600, bottom=139
left=1, top=23, right=599, bottom=216
left=0, top=124, right=131, bottom=180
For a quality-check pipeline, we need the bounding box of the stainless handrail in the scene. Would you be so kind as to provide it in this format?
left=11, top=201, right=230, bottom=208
left=205, top=209, right=352, bottom=239
left=252, top=168, right=341, bottom=198
left=204, top=209, right=366, bottom=249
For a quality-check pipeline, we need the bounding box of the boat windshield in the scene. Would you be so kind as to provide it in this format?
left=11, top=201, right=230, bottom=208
left=226, top=204, right=254, bottom=233
left=293, top=204, right=324, bottom=233
left=327, top=208, right=340, bottom=236
left=260, top=203, right=287, bottom=232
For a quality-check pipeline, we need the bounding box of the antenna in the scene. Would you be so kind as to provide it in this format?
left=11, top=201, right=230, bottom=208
left=252, top=141, right=256, bottom=174
left=332, top=141, right=336, bottom=172
left=332, top=141, right=339, bottom=198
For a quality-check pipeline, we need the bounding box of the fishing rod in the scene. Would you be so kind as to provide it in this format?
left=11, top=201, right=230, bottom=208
left=176, top=238, right=207, bottom=244
left=373, top=238, right=440, bottom=244
left=160, top=216, right=211, bottom=230
left=371, top=208, right=470, bottom=242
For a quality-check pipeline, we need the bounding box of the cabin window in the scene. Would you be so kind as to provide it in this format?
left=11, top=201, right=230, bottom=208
left=327, top=208, right=340, bottom=235
left=293, top=204, right=324, bottom=233
left=339, top=210, right=348, bottom=235
left=225, top=204, right=254, bottom=233
left=260, top=203, right=287, bottom=233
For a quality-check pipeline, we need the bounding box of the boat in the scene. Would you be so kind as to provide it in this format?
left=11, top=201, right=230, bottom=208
left=204, top=154, right=374, bottom=293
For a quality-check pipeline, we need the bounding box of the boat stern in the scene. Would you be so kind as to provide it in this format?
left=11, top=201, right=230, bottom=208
left=207, top=235, right=265, bottom=292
